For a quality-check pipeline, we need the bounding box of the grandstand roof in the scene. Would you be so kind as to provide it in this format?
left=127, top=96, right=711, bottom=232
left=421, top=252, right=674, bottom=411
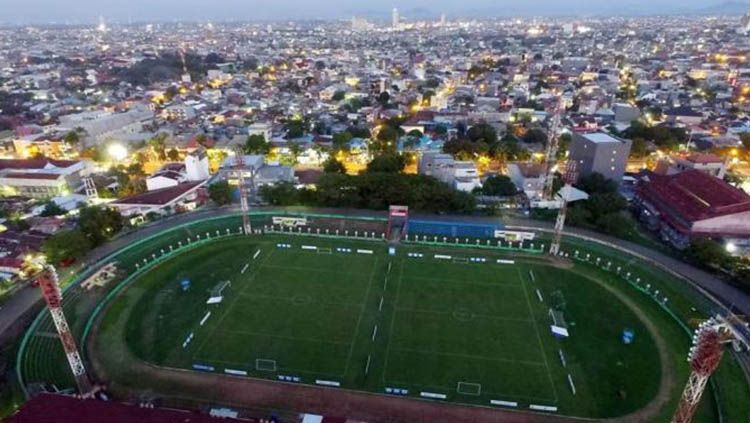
left=638, top=170, right=750, bottom=224
left=112, top=182, right=203, bottom=206
left=5, top=393, right=247, bottom=423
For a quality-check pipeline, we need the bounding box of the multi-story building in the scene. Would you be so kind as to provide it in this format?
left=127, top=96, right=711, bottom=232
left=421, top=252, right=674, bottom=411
left=569, top=132, right=632, bottom=184
left=0, top=158, right=86, bottom=199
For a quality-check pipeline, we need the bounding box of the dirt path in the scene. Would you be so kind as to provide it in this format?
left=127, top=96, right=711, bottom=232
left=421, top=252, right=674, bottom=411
left=86, top=261, right=677, bottom=423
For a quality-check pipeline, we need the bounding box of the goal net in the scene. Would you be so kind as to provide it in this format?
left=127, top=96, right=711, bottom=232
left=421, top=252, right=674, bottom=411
left=256, top=359, right=277, bottom=372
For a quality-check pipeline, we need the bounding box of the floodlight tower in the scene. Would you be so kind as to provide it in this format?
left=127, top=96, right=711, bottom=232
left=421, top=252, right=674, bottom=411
left=542, top=96, right=565, bottom=200
left=672, top=315, right=747, bottom=423
left=549, top=161, right=577, bottom=256
left=35, top=266, right=92, bottom=395
left=234, top=147, right=252, bottom=235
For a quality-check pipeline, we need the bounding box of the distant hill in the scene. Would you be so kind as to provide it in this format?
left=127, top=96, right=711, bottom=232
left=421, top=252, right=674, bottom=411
left=697, top=1, right=750, bottom=15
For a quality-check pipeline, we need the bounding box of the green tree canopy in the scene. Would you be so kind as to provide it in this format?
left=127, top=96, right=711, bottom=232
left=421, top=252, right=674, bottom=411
left=40, top=201, right=67, bottom=217
left=323, top=157, right=347, bottom=174
left=208, top=181, right=233, bottom=205
left=42, top=229, right=91, bottom=265
left=77, top=206, right=124, bottom=247
left=367, top=153, right=406, bottom=173
left=245, top=134, right=270, bottom=154
left=480, top=175, right=517, bottom=196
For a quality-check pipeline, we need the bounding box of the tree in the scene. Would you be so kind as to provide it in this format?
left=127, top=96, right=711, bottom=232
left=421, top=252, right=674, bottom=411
left=630, top=138, right=649, bottom=158
left=407, top=129, right=423, bottom=138
left=167, top=148, right=180, bottom=161
left=741, top=132, right=750, bottom=150
left=522, top=128, right=548, bottom=144
left=148, top=133, right=168, bottom=161
left=40, top=201, right=67, bottom=217
left=481, top=175, right=517, bottom=196
left=126, top=162, right=145, bottom=178
left=208, top=181, right=233, bottom=205
left=77, top=206, right=124, bottom=246
left=377, top=91, right=391, bottom=106
left=332, top=131, right=353, bottom=152
left=63, top=131, right=80, bottom=146
left=285, top=119, right=305, bottom=139
left=367, top=153, right=406, bottom=173
left=245, top=134, right=270, bottom=154
left=576, top=172, right=618, bottom=195
left=332, top=90, right=346, bottom=101
left=323, top=157, right=346, bottom=174
left=348, top=126, right=371, bottom=139
left=42, top=230, right=91, bottom=265
left=687, top=239, right=731, bottom=270
left=259, top=182, right=301, bottom=206
left=467, top=123, right=498, bottom=144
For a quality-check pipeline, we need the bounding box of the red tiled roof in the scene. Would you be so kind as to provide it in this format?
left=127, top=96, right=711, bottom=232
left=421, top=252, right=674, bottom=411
left=638, top=170, right=750, bottom=224
left=112, top=182, right=203, bottom=206
left=5, top=393, right=246, bottom=423
left=685, top=153, right=723, bottom=164
left=0, top=158, right=79, bottom=171
left=2, top=172, right=63, bottom=180
left=0, top=257, right=23, bottom=269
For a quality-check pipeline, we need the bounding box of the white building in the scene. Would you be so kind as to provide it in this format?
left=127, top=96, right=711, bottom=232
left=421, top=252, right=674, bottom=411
left=507, top=163, right=546, bottom=199
left=185, top=148, right=210, bottom=181
left=418, top=152, right=481, bottom=192
left=248, top=122, right=272, bottom=141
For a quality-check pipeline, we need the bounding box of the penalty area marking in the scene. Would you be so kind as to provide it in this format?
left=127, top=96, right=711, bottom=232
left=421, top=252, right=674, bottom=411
left=457, top=381, right=481, bottom=396
left=256, top=358, right=277, bottom=372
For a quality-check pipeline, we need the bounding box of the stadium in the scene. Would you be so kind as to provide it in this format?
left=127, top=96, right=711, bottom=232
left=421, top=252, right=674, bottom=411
left=15, top=209, right=750, bottom=422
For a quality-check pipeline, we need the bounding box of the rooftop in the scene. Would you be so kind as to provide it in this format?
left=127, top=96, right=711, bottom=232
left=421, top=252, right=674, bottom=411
left=112, top=181, right=203, bottom=206
left=579, top=132, right=623, bottom=144
left=638, top=170, right=750, bottom=224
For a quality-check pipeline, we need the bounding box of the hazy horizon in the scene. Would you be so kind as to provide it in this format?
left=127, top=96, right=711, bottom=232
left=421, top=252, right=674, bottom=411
left=0, top=0, right=745, bottom=24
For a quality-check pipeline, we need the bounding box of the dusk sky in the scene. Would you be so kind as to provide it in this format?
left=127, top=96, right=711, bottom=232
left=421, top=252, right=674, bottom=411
left=0, top=0, right=742, bottom=24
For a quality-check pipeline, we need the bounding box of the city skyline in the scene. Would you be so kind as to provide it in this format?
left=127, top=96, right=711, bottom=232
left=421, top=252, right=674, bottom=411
left=1, top=0, right=749, bottom=24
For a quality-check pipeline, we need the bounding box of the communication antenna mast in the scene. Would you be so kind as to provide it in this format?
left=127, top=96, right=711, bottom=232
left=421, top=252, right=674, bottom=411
left=672, top=315, right=748, bottom=423
left=234, top=147, right=252, bottom=235
left=35, top=266, right=92, bottom=395
left=543, top=96, right=565, bottom=200
left=549, top=161, right=577, bottom=256
left=178, top=45, right=190, bottom=83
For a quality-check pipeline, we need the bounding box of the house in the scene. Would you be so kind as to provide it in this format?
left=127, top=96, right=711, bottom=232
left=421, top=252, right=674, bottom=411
left=665, top=107, right=703, bottom=125
left=418, top=152, right=481, bottom=192
left=110, top=181, right=206, bottom=217
left=668, top=154, right=727, bottom=179
left=634, top=170, right=750, bottom=249
left=507, top=163, right=546, bottom=199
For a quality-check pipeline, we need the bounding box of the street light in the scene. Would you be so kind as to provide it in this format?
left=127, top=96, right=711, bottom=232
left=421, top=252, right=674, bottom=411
left=107, top=143, right=128, bottom=161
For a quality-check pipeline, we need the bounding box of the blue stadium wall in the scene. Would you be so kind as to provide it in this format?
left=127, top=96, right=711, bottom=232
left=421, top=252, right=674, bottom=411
left=407, top=219, right=502, bottom=239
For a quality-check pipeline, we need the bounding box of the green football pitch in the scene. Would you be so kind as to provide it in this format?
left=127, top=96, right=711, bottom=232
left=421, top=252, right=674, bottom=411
left=98, top=234, right=667, bottom=417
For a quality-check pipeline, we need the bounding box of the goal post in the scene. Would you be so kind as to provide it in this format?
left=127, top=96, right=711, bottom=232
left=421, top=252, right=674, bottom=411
left=457, top=381, right=481, bottom=396
left=256, top=359, right=277, bottom=372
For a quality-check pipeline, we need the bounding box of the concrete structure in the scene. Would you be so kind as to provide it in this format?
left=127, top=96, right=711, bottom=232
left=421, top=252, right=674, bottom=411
left=669, top=154, right=727, bottom=179
left=418, top=152, right=481, bottom=192
left=507, top=163, right=546, bottom=199
left=185, top=148, right=210, bottom=181
left=634, top=170, right=750, bottom=249
left=569, top=132, right=632, bottom=184
left=613, top=103, right=641, bottom=123
left=247, top=122, right=272, bottom=141
left=110, top=181, right=206, bottom=217
left=0, top=159, right=85, bottom=199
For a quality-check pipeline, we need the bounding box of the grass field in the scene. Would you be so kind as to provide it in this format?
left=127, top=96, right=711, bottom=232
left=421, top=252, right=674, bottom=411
left=96, top=234, right=677, bottom=418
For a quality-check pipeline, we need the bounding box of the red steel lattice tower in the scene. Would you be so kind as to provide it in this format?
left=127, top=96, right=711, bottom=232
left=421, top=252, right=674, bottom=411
left=549, top=161, right=577, bottom=256
left=36, top=266, right=92, bottom=394
left=234, top=148, right=252, bottom=235
left=672, top=317, right=739, bottom=423
left=543, top=96, right=565, bottom=201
